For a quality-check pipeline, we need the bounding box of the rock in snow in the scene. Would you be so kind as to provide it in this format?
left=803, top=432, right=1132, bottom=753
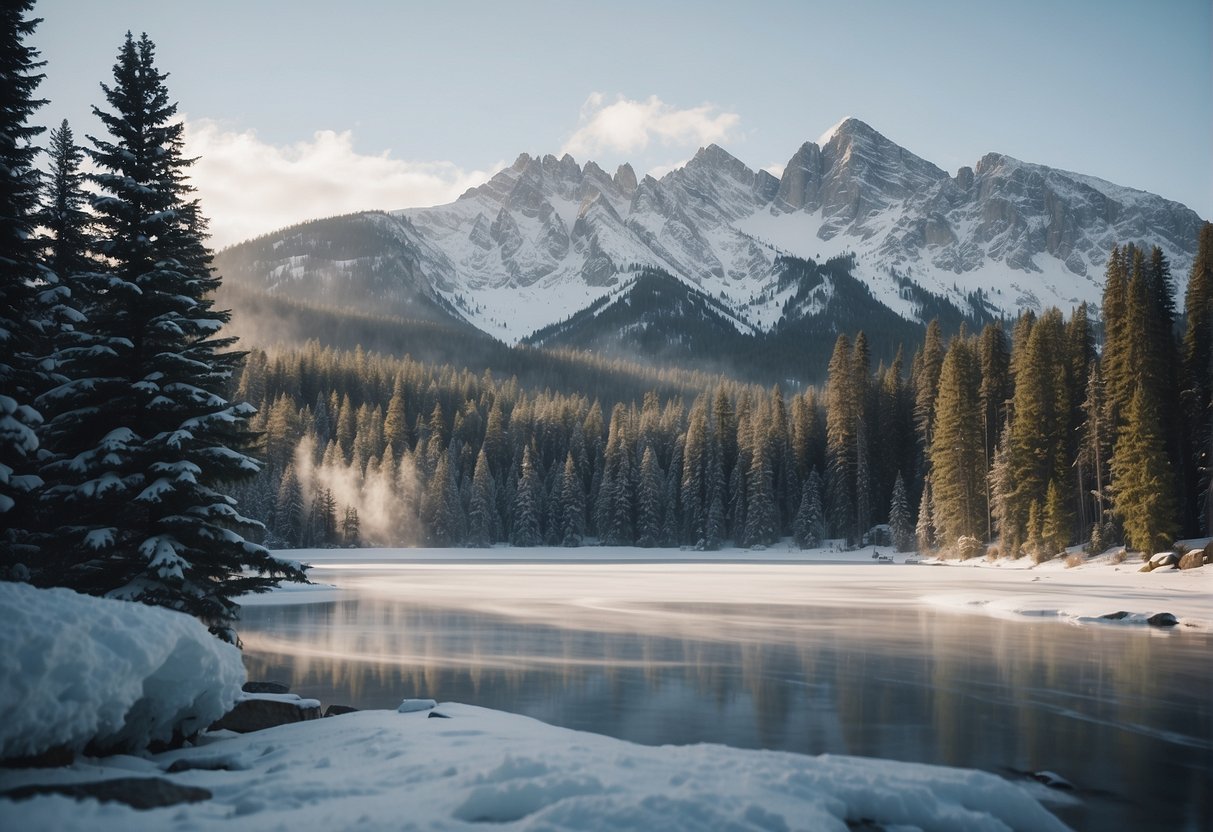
left=0, top=582, right=245, bottom=759
left=209, top=694, right=321, bottom=733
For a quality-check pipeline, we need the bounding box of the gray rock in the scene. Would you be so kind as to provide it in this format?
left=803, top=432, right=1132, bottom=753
left=1099, top=611, right=1131, bottom=620
left=210, top=697, right=320, bottom=733
left=242, top=681, right=290, bottom=694
left=1, top=777, right=210, bottom=809
left=1147, top=612, right=1179, bottom=627
left=427, top=711, right=452, bottom=719
left=324, top=704, right=359, bottom=718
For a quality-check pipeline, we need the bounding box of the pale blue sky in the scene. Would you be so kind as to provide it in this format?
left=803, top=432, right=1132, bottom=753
left=31, top=0, right=1212, bottom=246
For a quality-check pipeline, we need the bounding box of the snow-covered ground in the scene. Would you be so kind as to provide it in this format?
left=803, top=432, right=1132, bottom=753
left=1, top=703, right=1071, bottom=831
left=246, top=542, right=1213, bottom=633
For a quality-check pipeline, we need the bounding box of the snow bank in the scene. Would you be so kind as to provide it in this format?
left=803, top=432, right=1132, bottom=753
left=0, top=582, right=245, bottom=758
left=0, top=704, right=1068, bottom=831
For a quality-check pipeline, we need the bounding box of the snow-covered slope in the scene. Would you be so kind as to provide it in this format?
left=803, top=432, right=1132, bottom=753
left=217, top=118, right=1205, bottom=344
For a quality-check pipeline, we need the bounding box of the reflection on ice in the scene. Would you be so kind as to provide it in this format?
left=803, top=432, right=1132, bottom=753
left=240, top=563, right=1212, bottom=832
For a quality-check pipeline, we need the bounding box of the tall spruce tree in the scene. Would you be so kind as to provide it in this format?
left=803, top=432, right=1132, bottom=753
left=636, top=445, right=663, bottom=547
left=1111, top=386, right=1178, bottom=554
left=558, top=451, right=585, bottom=547
left=929, top=337, right=986, bottom=549
left=467, top=448, right=496, bottom=547
left=0, top=0, right=47, bottom=576
left=888, top=472, right=913, bottom=553
left=793, top=468, right=825, bottom=549
left=35, top=34, right=303, bottom=639
left=511, top=445, right=541, bottom=546
left=1183, top=224, right=1213, bottom=534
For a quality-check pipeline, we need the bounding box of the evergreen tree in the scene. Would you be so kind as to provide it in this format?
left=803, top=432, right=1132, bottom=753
left=36, top=34, right=303, bottom=638
left=825, top=334, right=857, bottom=542
left=467, top=448, right=496, bottom=547
left=793, top=469, right=825, bottom=549
left=41, top=119, right=94, bottom=278
left=1183, top=224, right=1213, bottom=534
left=309, top=488, right=338, bottom=547
left=1111, top=386, right=1178, bottom=554
left=744, top=431, right=778, bottom=547
left=888, top=471, right=913, bottom=552
left=0, top=0, right=47, bottom=576
left=596, top=405, right=634, bottom=545
left=1040, top=478, right=1071, bottom=557
left=636, top=445, right=663, bottom=547
left=916, top=478, right=935, bottom=552
left=1077, top=362, right=1110, bottom=543
left=511, top=445, right=541, bottom=546
left=273, top=462, right=305, bottom=546
left=423, top=452, right=463, bottom=545
left=559, top=451, right=585, bottom=547
left=341, top=506, right=361, bottom=547
left=929, top=337, right=986, bottom=548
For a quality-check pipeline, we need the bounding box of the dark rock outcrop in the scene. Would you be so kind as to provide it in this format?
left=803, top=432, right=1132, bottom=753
left=210, top=697, right=320, bottom=733
left=242, top=681, right=290, bottom=695
left=1, top=777, right=210, bottom=810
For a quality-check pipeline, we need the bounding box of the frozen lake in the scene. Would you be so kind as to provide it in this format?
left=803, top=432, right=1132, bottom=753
left=240, top=559, right=1212, bottom=831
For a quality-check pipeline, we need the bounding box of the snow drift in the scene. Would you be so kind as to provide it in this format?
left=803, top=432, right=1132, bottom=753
left=0, top=582, right=245, bottom=758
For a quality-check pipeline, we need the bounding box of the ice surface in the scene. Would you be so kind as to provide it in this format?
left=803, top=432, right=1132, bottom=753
left=258, top=543, right=1213, bottom=632
left=0, top=583, right=245, bottom=758
left=0, top=704, right=1068, bottom=831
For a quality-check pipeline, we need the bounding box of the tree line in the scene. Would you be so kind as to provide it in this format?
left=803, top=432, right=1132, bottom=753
left=227, top=225, right=1211, bottom=558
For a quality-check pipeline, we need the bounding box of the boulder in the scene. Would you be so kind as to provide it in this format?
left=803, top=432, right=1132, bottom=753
left=324, top=705, right=359, bottom=718
left=210, top=694, right=321, bottom=733
left=1099, top=611, right=1131, bottom=620
left=427, top=711, right=452, bottom=719
left=1178, top=550, right=1204, bottom=570
left=242, top=681, right=290, bottom=694
left=1, top=777, right=210, bottom=809
left=1149, top=552, right=1178, bottom=569
left=1147, top=612, right=1179, bottom=627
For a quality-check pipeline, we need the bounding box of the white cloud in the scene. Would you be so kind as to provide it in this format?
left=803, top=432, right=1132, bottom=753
left=561, top=93, right=741, bottom=161
left=646, top=159, right=689, bottom=180
left=183, top=119, right=497, bottom=248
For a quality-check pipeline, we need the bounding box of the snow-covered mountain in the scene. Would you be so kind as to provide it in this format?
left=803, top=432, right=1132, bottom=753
left=216, top=118, right=1205, bottom=344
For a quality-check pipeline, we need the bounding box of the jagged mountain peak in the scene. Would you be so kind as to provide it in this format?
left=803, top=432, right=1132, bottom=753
left=220, top=118, right=1206, bottom=348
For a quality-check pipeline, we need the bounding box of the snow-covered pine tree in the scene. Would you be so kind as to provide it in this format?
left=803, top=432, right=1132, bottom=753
left=35, top=33, right=304, bottom=639
left=273, top=462, right=305, bottom=546
left=467, top=448, right=496, bottom=547
left=511, top=445, right=541, bottom=546
left=636, top=445, right=663, bottom=548
left=0, top=0, right=47, bottom=576
left=888, top=471, right=913, bottom=552
left=793, top=470, right=824, bottom=550
left=558, top=451, right=585, bottom=547
left=915, top=477, right=935, bottom=552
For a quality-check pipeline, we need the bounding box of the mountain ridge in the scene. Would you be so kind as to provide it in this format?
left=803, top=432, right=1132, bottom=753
left=215, top=117, right=1204, bottom=348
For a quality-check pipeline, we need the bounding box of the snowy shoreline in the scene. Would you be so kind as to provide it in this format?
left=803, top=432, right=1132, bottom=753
left=1, top=703, right=1074, bottom=831
left=245, top=543, right=1213, bottom=633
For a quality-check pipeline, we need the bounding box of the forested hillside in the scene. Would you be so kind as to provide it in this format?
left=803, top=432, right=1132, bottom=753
left=227, top=228, right=1212, bottom=557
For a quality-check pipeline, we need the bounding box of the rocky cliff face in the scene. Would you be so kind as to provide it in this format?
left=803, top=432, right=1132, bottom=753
left=217, top=118, right=1205, bottom=343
